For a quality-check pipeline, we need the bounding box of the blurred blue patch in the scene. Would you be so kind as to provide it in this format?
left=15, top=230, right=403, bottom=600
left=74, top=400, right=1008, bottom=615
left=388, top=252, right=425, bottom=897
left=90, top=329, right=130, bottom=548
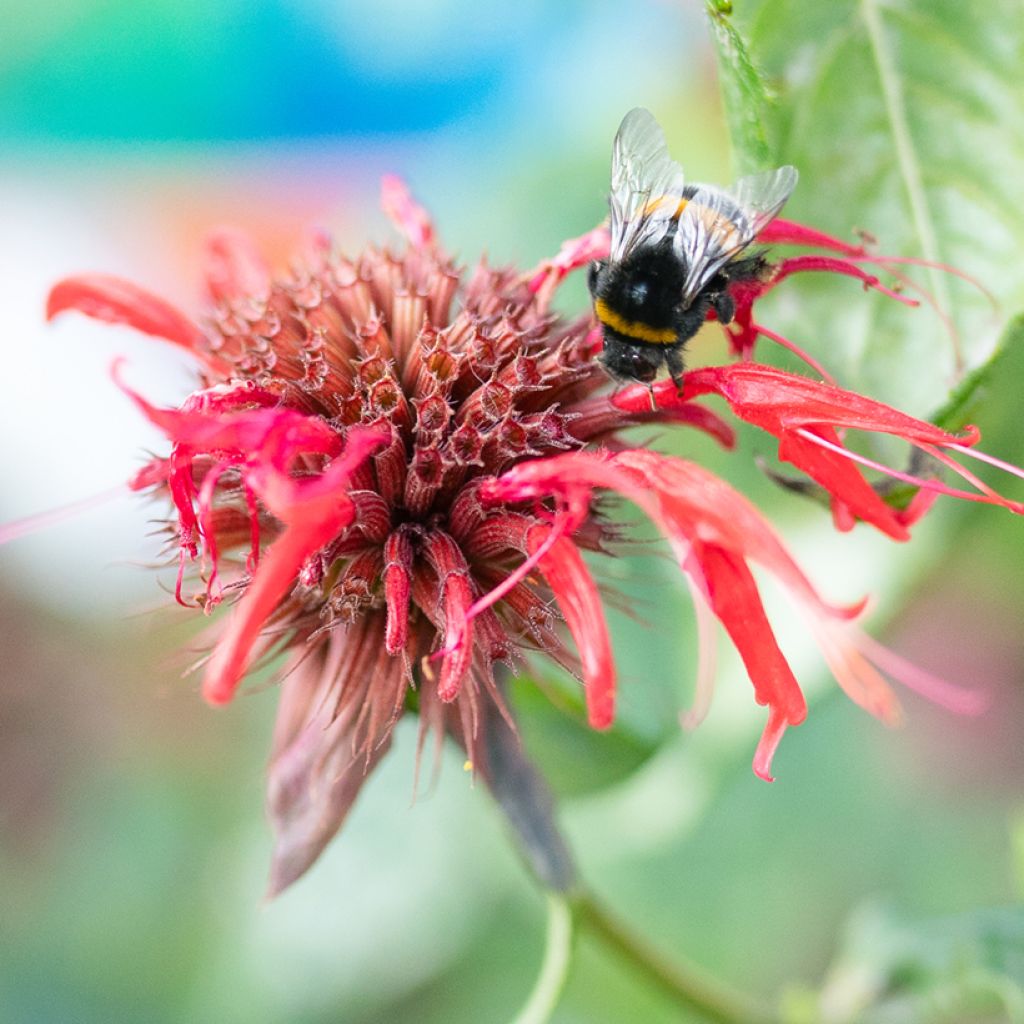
left=0, top=0, right=575, bottom=141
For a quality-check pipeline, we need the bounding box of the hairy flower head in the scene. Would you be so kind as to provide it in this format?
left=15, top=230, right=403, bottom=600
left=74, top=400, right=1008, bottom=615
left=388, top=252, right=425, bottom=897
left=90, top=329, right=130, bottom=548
left=41, top=176, right=1024, bottom=893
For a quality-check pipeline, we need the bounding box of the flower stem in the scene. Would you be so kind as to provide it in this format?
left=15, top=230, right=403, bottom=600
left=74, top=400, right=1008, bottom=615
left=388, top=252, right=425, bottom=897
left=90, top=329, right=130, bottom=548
left=510, top=893, right=575, bottom=1024
left=572, top=889, right=778, bottom=1024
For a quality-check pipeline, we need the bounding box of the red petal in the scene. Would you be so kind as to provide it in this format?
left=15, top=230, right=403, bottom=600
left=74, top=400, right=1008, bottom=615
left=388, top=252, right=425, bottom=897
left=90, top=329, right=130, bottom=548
left=204, top=227, right=271, bottom=305
left=421, top=530, right=476, bottom=701
left=203, top=502, right=355, bottom=703
left=773, top=255, right=916, bottom=306
left=694, top=543, right=807, bottom=779
left=757, top=218, right=867, bottom=256
left=752, top=707, right=790, bottom=783
left=777, top=426, right=910, bottom=540
left=380, top=174, right=435, bottom=249
left=681, top=364, right=975, bottom=445
left=47, top=274, right=229, bottom=376
left=201, top=429, right=387, bottom=703
left=382, top=528, right=414, bottom=655
left=527, top=225, right=611, bottom=306
left=527, top=526, right=616, bottom=729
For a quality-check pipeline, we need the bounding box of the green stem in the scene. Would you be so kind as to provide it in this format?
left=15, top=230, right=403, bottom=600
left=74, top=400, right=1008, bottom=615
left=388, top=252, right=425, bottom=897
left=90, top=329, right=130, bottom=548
left=510, top=894, right=575, bottom=1024
left=573, top=889, right=778, bottom=1024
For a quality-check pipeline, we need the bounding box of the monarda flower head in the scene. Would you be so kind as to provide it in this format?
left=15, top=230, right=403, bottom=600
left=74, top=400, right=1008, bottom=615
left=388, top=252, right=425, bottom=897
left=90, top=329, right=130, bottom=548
left=43, top=176, right=1024, bottom=893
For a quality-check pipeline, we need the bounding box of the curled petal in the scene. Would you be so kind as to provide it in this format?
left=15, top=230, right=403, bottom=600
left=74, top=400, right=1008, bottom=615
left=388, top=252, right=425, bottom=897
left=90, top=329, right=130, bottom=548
left=201, top=428, right=387, bottom=704
left=528, top=525, right=616, bottom=730
left=656, top=402, right=736, bottom=450
left=113, top=364, right=341, bottom=468
left=47, top=274, right=229, bottom=376
left=614, top=364, right=1024, bottom=531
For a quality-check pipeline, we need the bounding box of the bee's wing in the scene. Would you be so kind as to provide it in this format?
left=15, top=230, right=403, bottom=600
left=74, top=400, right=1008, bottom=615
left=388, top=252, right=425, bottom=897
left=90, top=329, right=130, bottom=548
left=675, top=165, right=798, bottom=304
left=609, top=108, right=686, bottom=261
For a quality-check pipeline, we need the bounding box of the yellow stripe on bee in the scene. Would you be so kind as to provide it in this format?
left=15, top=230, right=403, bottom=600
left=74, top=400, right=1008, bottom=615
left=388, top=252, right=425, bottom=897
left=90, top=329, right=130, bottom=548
left=594, top=298, right=678, bottom=345
left=642, top=195, right=743, bottom=248
left=640, top=195, right=689, bottom=218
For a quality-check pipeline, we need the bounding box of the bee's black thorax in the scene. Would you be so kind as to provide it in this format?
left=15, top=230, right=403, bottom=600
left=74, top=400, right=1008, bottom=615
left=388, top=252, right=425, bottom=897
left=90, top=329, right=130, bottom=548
left=593, top=240, right=686, bottom=331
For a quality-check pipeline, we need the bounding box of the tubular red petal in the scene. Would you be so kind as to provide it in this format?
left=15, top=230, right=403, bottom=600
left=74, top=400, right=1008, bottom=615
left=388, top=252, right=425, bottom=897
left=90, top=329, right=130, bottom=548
left=751, top=322, right=837, bottom=384
left=527, top=225, right=610, bottom=307
left=772, top=255, right=917, bottom=306
left=201, top=430, right=386, bottom=704
left=47, top=274, right=229, bottom=376
left=112, top=362, right=341, bottom=465
left=811, top=618, right=902, bottom=724
left=382, top=528, right=414, bottom=655
left=650, top=403, right=737, bottom=449
left=380, top=174, right=435, bottom=249
left=680, top=364, right=975, bottom=446
left=796, top=429, right=1024, bottom=516
left=528, top=526, right=616, bottom=730
left=203, top=504, right=355, bottom=704
left=695, top=542, right=807, bottom=733
left=757, top=219, right=867, bottom=256
left=421, top=530, right=477, bottom=701
left=254, top=426, right=390, bottom=522
left=779, top=427, right=910, bottom=540
left=204, top=227, right=271, bottom=305
left=437, top=574, right=475, bottom=701
left=752, top=707, right=790, bottom=783
left=679, top=573, right=719, bottom=730
left=614, top=364, right=1024, bottom=530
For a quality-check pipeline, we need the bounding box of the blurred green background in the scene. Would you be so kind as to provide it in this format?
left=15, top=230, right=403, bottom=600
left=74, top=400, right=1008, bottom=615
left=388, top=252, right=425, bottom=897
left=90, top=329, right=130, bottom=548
left=2, top=1, right=1023, bottom=1021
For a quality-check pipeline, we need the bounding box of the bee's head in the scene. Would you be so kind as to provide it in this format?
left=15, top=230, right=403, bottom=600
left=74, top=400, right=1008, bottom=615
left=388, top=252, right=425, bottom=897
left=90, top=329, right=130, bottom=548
left=587, top=259, right=607, bottom=298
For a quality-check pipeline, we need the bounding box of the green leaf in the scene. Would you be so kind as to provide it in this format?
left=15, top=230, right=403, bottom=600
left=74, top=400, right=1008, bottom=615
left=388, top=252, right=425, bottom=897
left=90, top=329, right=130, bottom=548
left=931, top=311, right=1024, bottom=433
left=704, top=0, right=775, bottom=172
left=783, top=904, right=1024, bottom=1023
left=730, top=0, right=1024, bottom=418
left=509, top=676, right=662, bottom=799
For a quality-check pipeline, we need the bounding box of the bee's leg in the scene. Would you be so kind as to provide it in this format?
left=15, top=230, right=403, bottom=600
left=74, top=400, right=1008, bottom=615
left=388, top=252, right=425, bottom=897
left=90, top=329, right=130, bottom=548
left=710, top=290, right=735, bottom=326
left=725, top=253, right=770, bottom=283
left=665, top=347, right=686, bottom=395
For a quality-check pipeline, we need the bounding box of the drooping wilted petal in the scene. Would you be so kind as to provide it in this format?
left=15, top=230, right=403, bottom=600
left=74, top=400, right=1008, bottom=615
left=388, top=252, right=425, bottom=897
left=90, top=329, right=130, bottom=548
left=266, top=617, right=397, bottom=896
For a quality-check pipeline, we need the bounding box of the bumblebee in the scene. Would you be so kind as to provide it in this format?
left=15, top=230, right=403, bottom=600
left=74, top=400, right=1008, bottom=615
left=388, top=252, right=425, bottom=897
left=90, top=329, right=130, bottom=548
left=589, top=108, right=798, bottom=391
